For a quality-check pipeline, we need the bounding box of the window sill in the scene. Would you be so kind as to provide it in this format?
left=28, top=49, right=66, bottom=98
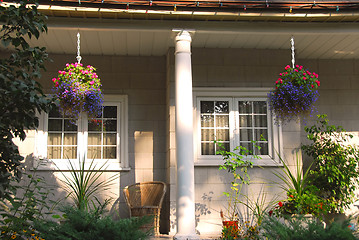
left=195, top=156, right=282, bottom=167
left=33, top=159, right=131, bottom=172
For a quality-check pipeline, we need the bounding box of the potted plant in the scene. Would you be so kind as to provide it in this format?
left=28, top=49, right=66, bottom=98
left=302, top=115, right=359, bottom=218
left=270, top=152, right=327, bottom=219
left=52, top=62, right=103, bottom=119
left=268, top=64, right=320, bottom=124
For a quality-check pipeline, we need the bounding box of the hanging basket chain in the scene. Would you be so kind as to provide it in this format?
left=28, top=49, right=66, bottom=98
left=291, top=36, right=295, bottom=68
left=76, top=32, right=82, bottom=64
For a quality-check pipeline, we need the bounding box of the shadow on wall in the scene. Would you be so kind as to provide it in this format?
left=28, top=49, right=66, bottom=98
left=22, top=154, right=120, bottom=219
left=170, top=192, right=213, bottom=235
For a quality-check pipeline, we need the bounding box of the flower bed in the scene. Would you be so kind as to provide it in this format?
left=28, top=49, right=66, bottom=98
left=52, top=62, right=103, bottom=119
left=268, top=64, right=320, bottom=124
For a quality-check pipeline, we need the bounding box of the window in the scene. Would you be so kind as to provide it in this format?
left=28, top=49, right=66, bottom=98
left=36, top=95, right=129, bottom=170
left=194, top=88, right=282, bottom=166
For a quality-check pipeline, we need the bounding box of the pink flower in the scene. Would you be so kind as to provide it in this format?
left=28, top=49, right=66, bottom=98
left=55, top=82, right=59, bottom=87
left=307, top=71, right=311, bottom=75
left=58, top=70, right=62, bottom=74
left=303, top=77, right=306, bottom=80
left=89, top=81, right=95, bottom=85
left=285, top=65, right=290, bottom=70
left=303, top=72, right=306, bottom=75
left=279, top=73, right=282, bottom=76
left=52, top=78, right=57, bottom=82
left=280, top=79, right=283, bottom=84
left=316, top=80, right=320, bottom=87
left=73, top=89, right=76, bottom=92
left=294, top=69, right=298, bottom=72
left=66, top=63, right=70, bottom=67
left=311, top=84, right=314, bottom=88
left=87, top=65, right=91, bottom=68
left=299, top=66, right=303, bottom=70
left=295, top=64, right=299, bottom=68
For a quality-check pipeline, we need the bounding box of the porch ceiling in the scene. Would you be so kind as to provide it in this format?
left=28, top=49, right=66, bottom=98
left=2, top=9, right=359, bottom=59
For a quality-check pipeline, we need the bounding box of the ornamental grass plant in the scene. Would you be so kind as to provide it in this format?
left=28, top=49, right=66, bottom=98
left=268, top=65, right=320, bottom=124
left=52, top=62, right=103, bottom=119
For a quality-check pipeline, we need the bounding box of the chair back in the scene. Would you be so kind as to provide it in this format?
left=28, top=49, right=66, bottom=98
left=123, top=181, right=166, bottom=208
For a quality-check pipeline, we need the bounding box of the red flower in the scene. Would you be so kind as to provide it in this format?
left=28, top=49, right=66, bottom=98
left=269, top=210, right=273, bottom=216
left=316, top=80, right=320, bottom=87
left=278, top=202, right=283, bottom=207
left=289, top=195, right=294, bottom=198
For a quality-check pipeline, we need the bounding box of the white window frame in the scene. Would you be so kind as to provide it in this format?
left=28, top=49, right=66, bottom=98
left=34, top=94, right=129, bottom=171
left=193, top=88, right=282, bottom=166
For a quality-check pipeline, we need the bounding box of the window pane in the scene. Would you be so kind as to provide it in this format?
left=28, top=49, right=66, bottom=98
left=104, top=147, right=116, bottom=159
left=104, top=133, right=116, bottom=145
left=215, top=101, right=229, bottom=113
left=88, top=147, right=101, bottom=159
left=104, top=106, right=117, bottom=118
left=254, top=143, right=268, bottom=155
left=64, top=120, right=77, bottom=131
left=47, top=146, right=61, bottom=159
left=216, top=115, right=229, bottom=128
left=254, top=115, right=267, bottom=127
left=253, top=101, right=267, bottom=114
left=48, top=133, right=62, bottom=145
left=64, top=147, right=77, bottom=159
left=240, top=142, right=254, bottom=154
left=239, top=115, right=252, bottom=127
left=239, top=101, right=251, bottom=114
left=49, top=108, right=61, bottom=118
left=64, top=133, right=77, bottom=145
left=240, top=129, right=253, bottom=141
left=104, top=120, right=117, bottom=132
left=201, top=115, right=214, bottom=128
left=200, top=101, right=214, bottom=114
left=48, top=119, right=62, bottom=131
left=216, top=142, right=230, bottom=153
left=255, top=129, right=268, bottom=141
left=88, top=119, right=102, bottom=131
left=88, top=133, right=102, bottom=145
left=216, top=129, right=229, bottom=141
left=201, top=143, right=215, bottom=155
left=201, top=129, right=214, bottom=141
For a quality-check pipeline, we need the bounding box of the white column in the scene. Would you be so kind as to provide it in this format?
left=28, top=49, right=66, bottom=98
left=173, top=30, right=199, bottom=240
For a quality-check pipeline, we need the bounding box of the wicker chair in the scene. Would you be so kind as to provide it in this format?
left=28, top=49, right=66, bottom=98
left=123, top=181, right=167, bottom=235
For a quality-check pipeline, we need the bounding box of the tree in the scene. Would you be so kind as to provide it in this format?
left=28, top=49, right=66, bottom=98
left=0, top=0, right=52, bottom=199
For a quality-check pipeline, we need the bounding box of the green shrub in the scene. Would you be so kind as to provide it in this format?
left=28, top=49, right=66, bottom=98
left=35, top=206, right=152, bottom=240
left=261, top=215, right=357, bottom=240
left=302, top=114, right=359, bottom=213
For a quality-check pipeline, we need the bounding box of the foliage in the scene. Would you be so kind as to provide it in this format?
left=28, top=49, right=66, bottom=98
left=52, top=63, right=103, bottom=119
left=0, top=0, right=53, bottom=199
left=57, top=158, right=119, bottom=211
left=217, top=141, right=257, bottom=221
left=271, top=187, right=327, bottom=218
left=261, top=215, right=357, bottom=240
left=0, top=161, right=53, bottom=240
left=268, top=64, right=320, bottom=124
left=238, top=187, right=274, bottom=239
left=34, top=205, right=152, bottom=240
left=221, top=221, right=240, bottom=240
left=270, top=152, right=326, bottom=217
left=302, top=114, right=359, bottom=213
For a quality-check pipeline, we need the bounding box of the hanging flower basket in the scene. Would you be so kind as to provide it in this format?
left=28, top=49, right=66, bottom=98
left=268, top=64, right=320, bottom=124
left=52, top=62, right=103, bottom=119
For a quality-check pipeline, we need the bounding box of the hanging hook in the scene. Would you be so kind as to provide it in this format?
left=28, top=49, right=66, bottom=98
left=290, top=36, right=295, bottom=68
left=76, top=32, right=82, bottom=64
